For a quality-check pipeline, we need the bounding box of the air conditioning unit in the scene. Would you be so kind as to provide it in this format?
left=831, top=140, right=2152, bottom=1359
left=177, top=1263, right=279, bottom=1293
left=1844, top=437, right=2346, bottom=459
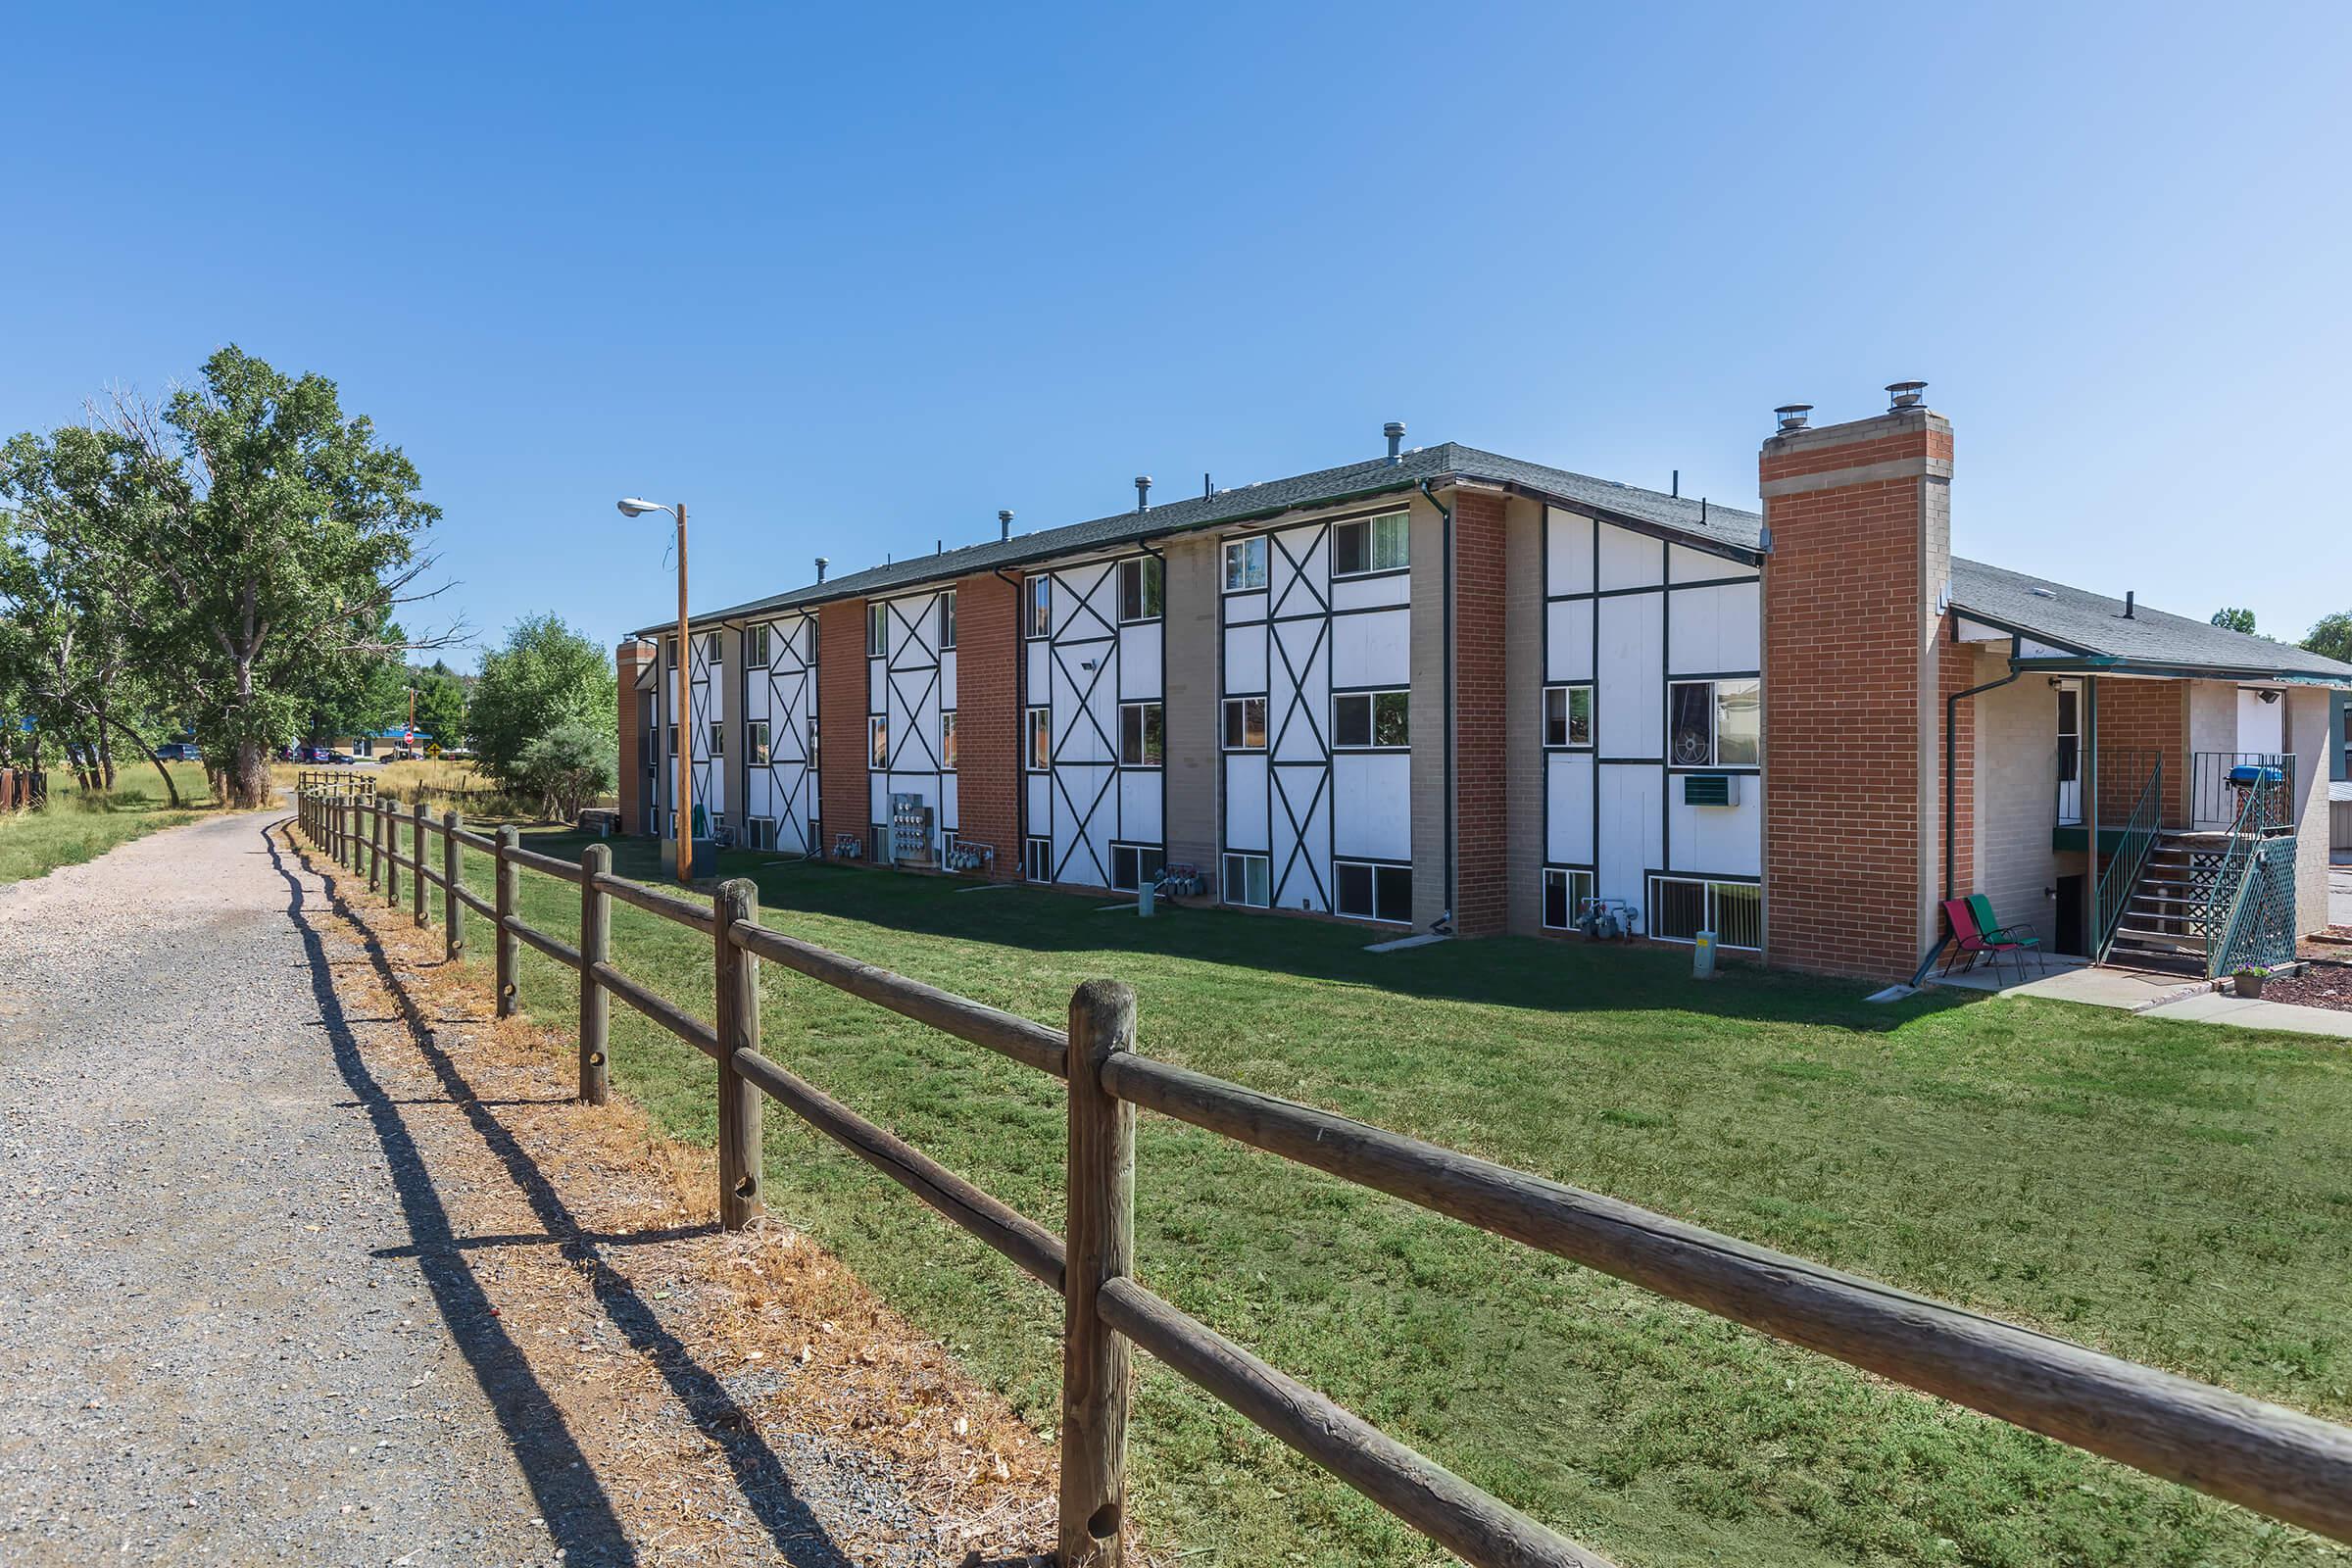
left=1684, top=773, right=1739, bottom=808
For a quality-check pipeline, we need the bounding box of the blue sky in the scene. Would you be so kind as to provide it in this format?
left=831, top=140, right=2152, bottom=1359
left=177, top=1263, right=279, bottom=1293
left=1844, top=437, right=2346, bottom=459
left=5, top=3, right=2346, bottom=668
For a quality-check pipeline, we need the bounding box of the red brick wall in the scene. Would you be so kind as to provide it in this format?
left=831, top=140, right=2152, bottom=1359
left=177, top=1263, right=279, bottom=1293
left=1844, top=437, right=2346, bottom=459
left=954, top=572, right=1022, bottom=880
left=615, top=640, right=654, bottom=835
left=2092, top=678, right=2188, bottom=826
left=1759, top=416, right=1952, bottom=980
left=1452, top=490, right=1509, bottom=936
left=818, top=599, right=869, bottom=858
left=1938, top=635, right=1976, bottom=898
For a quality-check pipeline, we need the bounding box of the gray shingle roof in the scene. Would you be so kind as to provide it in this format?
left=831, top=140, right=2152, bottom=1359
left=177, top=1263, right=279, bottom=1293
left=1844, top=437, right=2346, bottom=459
left=1951, top=558, right=2352, bottom=682
left=636, top=442, right=1762, bottom=634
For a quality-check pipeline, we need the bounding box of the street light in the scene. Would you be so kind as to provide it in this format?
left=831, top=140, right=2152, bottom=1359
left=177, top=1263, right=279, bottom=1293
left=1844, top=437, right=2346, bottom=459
left=618, top=497, right=694, bottom=885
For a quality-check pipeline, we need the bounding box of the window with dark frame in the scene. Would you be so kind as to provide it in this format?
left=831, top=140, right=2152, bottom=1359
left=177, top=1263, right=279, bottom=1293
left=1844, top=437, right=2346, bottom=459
left=808, top=716, right=819, bottom=769
left=1110, top=843, right=1165, bottom=893
left=707, top=630, right=724, bottom=663
left=667, top=724, right=678, bottom=757
left=665, top=635, right=678, bottom=666
left=1222, top=696, right=1267, bottom=751
left=708, top=721, right=723, bottom=758
left=1025, top=576, right=1053, bottom=639
left=1119, top=702, right=1163, bottom=766
left=1221, top=852, right=1270, bottom=907
left=1024, top=836, right=1052, bottom=883
left=940, top=710, right=956, bottom=770
left=867, top=604, right=888, bottom=658
left=1334, top=860, right=1412, bottom=922
left=1542, top=867, right=1594, bottom=930
left=1333, top=689, right=1409, bottom=750
left=868, top=714, right=888, bottom=769
left=1026, top=707, right=1051, bottom=771
left=1543, top=684, right=1593, bottom=748
left=1118, top=557, right=1163, bottom=622
left=747, top=624, right=771, bottom=666
left=1669, top=678, right=1761, bottom=767
left=939, top=591, right=956, bottom=650
left=1331, top=512, right=1409, bottom=578
left=747, top=720, right=770, bottom=766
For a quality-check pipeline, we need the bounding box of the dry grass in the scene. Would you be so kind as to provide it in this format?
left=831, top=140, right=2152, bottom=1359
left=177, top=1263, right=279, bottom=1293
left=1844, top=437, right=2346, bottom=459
left=286, top=821, right=1067, bottom=1562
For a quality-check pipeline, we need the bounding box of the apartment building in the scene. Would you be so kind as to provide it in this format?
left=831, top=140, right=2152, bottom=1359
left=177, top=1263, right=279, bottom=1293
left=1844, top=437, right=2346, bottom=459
left=623, top=390, right=2352, bottom=982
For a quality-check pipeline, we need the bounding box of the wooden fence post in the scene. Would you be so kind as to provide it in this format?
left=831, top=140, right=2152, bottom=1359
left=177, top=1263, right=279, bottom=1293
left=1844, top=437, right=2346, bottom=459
left=336, top=793, right=348, bottom=865
left=714, top=878, right=764, bottom=1231
left=578, top=843, right=611, bottom=1104
left=495, top=824, right=520, bottom=1017
left=384, top=798, right=399, bottom=906
left=368, top=798, right=383, bottom=893
left=1060, top=979, right=1138, bottom=1566
left=412, top=802, right=428, bottom=928
left=443, top=808, right=464, bottom=961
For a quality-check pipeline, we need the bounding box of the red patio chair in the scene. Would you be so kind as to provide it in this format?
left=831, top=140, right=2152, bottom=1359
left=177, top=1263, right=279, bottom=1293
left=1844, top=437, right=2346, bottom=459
left=1938, top=897, right=2034, bottom=984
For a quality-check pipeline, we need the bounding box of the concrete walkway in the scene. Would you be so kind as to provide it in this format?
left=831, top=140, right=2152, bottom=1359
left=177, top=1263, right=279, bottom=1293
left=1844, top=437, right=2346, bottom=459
left=2137, top=990, right=2352, bottom=1038
left=1931, top=952, right=2352, bottom=1038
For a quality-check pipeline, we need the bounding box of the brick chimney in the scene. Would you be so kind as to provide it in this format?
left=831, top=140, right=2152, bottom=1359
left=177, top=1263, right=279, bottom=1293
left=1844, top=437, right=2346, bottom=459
left=1758, top=392, right=1954, bottom=980
left=615, top=638, right=657, bottom=834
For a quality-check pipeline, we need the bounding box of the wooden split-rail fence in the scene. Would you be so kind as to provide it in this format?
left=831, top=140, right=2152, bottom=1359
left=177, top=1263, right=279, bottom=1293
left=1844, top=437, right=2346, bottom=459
left=291, top=786, right=2352, bottom=1566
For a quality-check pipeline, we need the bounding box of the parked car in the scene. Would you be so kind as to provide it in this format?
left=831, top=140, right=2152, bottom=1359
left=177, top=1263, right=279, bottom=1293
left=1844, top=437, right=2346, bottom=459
left=153, top=742, right=201, bottom=762
left=391, top=746, right=423, bottom=761
left=325, top=751, right=356, bottom=765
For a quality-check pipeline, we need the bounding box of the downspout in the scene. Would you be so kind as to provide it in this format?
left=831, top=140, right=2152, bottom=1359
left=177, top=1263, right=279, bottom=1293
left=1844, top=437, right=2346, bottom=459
left=1912, top=634, right=2021, bottom=988
left=1419, top=478, right=1455, bottom=932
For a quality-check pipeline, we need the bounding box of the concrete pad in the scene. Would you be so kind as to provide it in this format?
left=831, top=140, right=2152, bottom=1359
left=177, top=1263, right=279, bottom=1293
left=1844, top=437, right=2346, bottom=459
left=2139, top=991, right=2352, bottom=1038
left=1364, top=932, right=1451, bottom=954
left=1929, top=958, right=2204, bottom=1011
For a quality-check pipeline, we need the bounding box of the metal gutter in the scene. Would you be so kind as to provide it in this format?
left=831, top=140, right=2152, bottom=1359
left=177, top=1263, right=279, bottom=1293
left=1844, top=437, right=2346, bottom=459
left=2007, top=656, right=2352, bottom=687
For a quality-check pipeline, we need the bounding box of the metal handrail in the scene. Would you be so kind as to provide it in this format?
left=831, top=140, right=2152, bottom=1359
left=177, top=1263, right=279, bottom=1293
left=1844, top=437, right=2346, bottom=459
left=2093, top=756, right=2163, bottom=962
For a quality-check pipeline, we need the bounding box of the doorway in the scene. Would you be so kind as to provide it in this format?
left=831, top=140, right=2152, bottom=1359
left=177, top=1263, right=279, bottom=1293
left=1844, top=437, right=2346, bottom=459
left=2055, top=874, right=2086, bottom=956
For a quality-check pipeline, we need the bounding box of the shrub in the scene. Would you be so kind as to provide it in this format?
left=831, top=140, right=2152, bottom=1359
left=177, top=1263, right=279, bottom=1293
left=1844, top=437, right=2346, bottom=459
left=512, top=719, right=615, bottom=822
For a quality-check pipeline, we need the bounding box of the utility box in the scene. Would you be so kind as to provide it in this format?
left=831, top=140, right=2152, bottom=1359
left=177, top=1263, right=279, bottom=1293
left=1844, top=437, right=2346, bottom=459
left=888, top=793, right=935, bottom=868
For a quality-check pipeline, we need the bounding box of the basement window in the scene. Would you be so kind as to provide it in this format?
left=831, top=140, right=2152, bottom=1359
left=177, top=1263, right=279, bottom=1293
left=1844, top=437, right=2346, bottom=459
left=1335, top=860, right=1412, bottom=923
left=1542, top=867, right=1595, bottom=931
left=748, top=817, right=776, bottom=852
left=1668, top=678, right=1760, bottom=767
left=1331, top=512, right=1409, bottom=577
left=1222, top=852, right=1271, bottom=907
left=1543, top=684, right=1593, bottom=749
left=1110, top=843, right=1165, bottom=893
left=1024, top=836, right=1053, bottom=884
left=1119, top=557, right=1163, bottom=622
left=1223, top=536, right=1267, bottom=593
left=1333, top=690, right=1409, bottom=750
left=1647, top=876, right=1762, bottom=950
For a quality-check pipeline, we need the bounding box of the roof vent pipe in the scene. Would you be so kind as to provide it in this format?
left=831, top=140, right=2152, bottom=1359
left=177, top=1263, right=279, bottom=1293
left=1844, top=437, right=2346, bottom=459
left=1775, top=404, right=1812, bottom=432
left=1672, top=468, right=1680, bottom=498
left=998, top=510, right=1013, bottom=541
left=814, top=557, right=829, bottom=583
left=2124, top=590, right=2135, bottom=619
left=1135, top=475, right=1152, bottom=513
left=1384, top=420, right=1406, bottom=464
left=1887, top=379, right=1928, bottom=411
left=1202, top=472, right=1213, bottom=498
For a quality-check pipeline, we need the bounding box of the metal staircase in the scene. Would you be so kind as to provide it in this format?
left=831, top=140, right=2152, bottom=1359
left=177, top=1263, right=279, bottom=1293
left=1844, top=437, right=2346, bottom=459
left=2104, top=757, right=2300, bottom=977
left=2106, top=832, right=2229, bottom=972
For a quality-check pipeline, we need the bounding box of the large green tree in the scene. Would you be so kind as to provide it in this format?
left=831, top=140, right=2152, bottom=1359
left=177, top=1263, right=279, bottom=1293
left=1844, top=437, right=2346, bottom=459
left=2210, top=607, right=2259, bottom=635
left=468, top=614, right=614, bottom=788
left=411, top=666, right=469, bottom=749
left=2303, top=611, right=2352, bottom=665
left=95, top=348, right=449, bottom=805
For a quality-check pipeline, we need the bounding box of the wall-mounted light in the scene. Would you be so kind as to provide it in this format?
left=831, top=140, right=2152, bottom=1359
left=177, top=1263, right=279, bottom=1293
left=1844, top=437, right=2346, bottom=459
left=2258, top=689, right=2281, bottom=705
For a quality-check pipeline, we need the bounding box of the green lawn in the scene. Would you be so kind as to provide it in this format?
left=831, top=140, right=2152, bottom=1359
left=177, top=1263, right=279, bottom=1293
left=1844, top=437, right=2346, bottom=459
left=392, top=826, right=2351, bottom=1567
left=0, top=761, right=219, bottom=885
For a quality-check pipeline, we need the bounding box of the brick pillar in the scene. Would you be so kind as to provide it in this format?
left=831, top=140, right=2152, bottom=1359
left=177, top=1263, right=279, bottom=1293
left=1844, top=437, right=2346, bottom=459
left=1450, top=487, right=1509, bottom=936
left=818, top=599, right=869, bottom=860
left=1759, top=405, right=1954, bottom=981
left=953, top=572, right=1022, bottom=880
left=615, top=639, right=655, bottom=835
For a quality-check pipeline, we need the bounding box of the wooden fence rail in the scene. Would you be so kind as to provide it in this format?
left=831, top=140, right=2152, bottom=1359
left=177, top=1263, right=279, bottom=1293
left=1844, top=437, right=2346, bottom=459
left=290, top=788, right=2352, bottom=1565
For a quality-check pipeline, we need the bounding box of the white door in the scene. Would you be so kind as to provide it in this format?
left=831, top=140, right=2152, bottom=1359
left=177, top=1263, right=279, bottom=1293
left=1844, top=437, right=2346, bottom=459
left=2237, top=688, right=2285, bottom=757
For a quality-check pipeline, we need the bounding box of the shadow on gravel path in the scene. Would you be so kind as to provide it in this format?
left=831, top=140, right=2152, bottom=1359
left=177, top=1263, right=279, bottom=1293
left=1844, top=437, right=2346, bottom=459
left=269, top=826, right=851, bottom=1567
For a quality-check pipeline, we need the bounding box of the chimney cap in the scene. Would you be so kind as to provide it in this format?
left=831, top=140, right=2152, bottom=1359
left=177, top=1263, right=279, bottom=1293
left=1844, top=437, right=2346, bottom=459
left=1886, top=379, right=1929, bottom=411
left=1774, top=404, right=1813, bottom=432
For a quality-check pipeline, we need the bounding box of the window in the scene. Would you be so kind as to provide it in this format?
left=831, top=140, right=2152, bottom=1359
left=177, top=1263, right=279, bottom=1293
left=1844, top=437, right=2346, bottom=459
left=1543, top=684, right=1593, bottom=749
left=1110, top=843, right=1165, bottom=893
left=665, top=635, right=678, bottom=666
left=746, top=624, right=771, bottom=666
left=1331, top=512, right=1410, bottom=577
left=807, top=715, right=819, bottom=770
left=939, top=591, right=956, bottom=650
left=748, top=817, right=776, bottom=852
left=667, top=809, right=677, bottom=839
left=1223, top=536, right=1267, bottom=592
left=1542, top=867, right=1594, bottom=930
left=707, top=721, right=724, bottom=757
left=1668, top=678, right=1761, bottom=767
left=868, top=715, right=888, bottom=769
left=667, top=724, right=678, bottom=758
left=1119, top=702, right=1163, bottom=766
left=1335, top=861, right=1412, bottom=923
left=1222, top=852, right=1271, bottom=907
left=1025, top=576, right=1053, bottom=639
left=1333, top=690, right=1409, bottom=750
left=707, top=630, right=724, bottom=663
left=747, top=720, right=771, bottom=766
left=940, top=710, right=957, bottom=770
left=1119, top=557, right=1163, bottom=622
left=867, top=605, right=888, bottom=658
left=1024, top=836, right=1053, bottom=884
left=1222, top=696, right=1267, bottom=751
left=1647, top=876, right=1762, bottom=950
left=1026, top=707, right=1052, bottom=771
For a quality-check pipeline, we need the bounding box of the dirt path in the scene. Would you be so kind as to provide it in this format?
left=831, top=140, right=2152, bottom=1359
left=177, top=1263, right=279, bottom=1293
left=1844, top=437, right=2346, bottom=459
left=0, top=810, right=1055, bottom=1564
